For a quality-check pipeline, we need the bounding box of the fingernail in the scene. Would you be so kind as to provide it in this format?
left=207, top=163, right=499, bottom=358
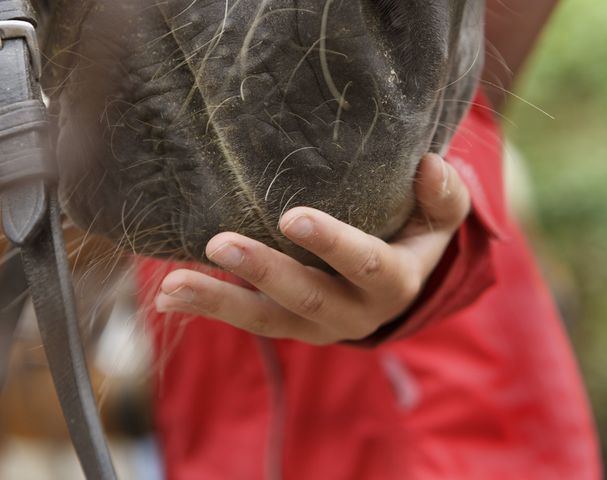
left=161, top=285, right=194, bottom=303
left=283, top=215, right=314, bottom=239
left=437, top=156, right=451, bottom=196
left=208, top=243, right=244, bottom=269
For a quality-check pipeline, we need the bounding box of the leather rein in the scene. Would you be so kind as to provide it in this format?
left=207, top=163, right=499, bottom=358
left=0, top=0, right=118, bottom=477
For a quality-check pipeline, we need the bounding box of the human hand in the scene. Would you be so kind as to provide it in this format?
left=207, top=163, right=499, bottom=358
left=155, top=154, right=470, bottom=345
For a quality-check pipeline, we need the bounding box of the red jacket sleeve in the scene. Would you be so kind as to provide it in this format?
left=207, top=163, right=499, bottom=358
left=351, top=91, right=509, bottom=346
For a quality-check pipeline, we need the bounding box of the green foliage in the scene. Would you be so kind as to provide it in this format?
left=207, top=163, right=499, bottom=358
left=505, top=0, right=607, bottom=461
left=520, top=0, right=607, bottom=109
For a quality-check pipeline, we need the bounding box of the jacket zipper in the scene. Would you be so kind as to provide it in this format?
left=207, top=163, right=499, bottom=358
left=256, top=337, right=286, bottom=480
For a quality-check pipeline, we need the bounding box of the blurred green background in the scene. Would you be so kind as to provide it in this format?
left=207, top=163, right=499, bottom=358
left=505, top=0, right=607, bottom=464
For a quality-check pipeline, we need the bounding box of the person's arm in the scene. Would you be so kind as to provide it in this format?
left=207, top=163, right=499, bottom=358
left=484, top=0, right=559, bottom=109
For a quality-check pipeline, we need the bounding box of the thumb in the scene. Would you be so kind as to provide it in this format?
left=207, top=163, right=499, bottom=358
left=414, top=153, right=471, bottom=231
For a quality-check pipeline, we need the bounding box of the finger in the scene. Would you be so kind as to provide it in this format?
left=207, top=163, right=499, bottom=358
left=278, top=207, right=415, bottom=300
left=394, top=153, right=471, bottom=279
left=204, top=234, right=375, bottom=337
left=155, top=269, right=330, bottom=344
left=413, top=153, right=471, bottom=230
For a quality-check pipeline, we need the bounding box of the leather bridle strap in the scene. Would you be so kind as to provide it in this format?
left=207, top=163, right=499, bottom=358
left=0, top=248, right=28, bottom=388
left=0, top=1, right=117, bottom=478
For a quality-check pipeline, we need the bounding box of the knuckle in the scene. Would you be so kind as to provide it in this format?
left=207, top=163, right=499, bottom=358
left=193, top=295, right=222, bottom=316
left=317, top=231, right=340, bottom=256
left=246, top=311, right=273, bottom=337
left=349, top=243, right=382, bottom=281
left=248, top=262, right=271, bottom=285
left=297, top=287, right=325, bottom=317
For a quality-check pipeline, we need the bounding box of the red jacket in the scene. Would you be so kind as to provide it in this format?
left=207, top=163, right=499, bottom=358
left=138, top=94, right=601, bottom=480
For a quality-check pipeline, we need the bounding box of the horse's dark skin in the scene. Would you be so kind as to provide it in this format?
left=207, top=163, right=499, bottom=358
left=36, top=0, right=484, bottom=268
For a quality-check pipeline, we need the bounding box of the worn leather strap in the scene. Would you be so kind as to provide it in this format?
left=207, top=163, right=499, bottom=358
left=21, top=193, right=117, bottom=479
left=0, top=100, right=53, bottom=188
left=0, top=0, right=117, bottom=478
left=0, top=248, right=28, bottom=388
left=0, top=0, right=36, bottom=20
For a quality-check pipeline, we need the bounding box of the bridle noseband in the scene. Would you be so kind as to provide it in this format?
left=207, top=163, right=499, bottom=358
left=0, top=1, right=117, bottom=478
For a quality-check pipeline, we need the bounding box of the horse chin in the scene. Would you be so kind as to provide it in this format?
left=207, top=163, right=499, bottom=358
left=49, top=0, right=483, bottom=268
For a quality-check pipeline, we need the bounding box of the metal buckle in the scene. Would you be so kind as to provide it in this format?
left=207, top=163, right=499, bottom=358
left=0, top=20, right=42, bottom=80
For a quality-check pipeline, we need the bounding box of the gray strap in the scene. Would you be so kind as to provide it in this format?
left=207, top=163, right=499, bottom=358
left=0, top=100, right=53, bottom=188
left=0, top=248, right=28, bottom=388
left=0, top=100, right=48, bottom=140
left=0, top=0, right=36, bottom=22
left=0, top=1, right=118, bottom=478
left=0, top=12, right=47, bottom=243
left=20, top=193, right=117, bottom=480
